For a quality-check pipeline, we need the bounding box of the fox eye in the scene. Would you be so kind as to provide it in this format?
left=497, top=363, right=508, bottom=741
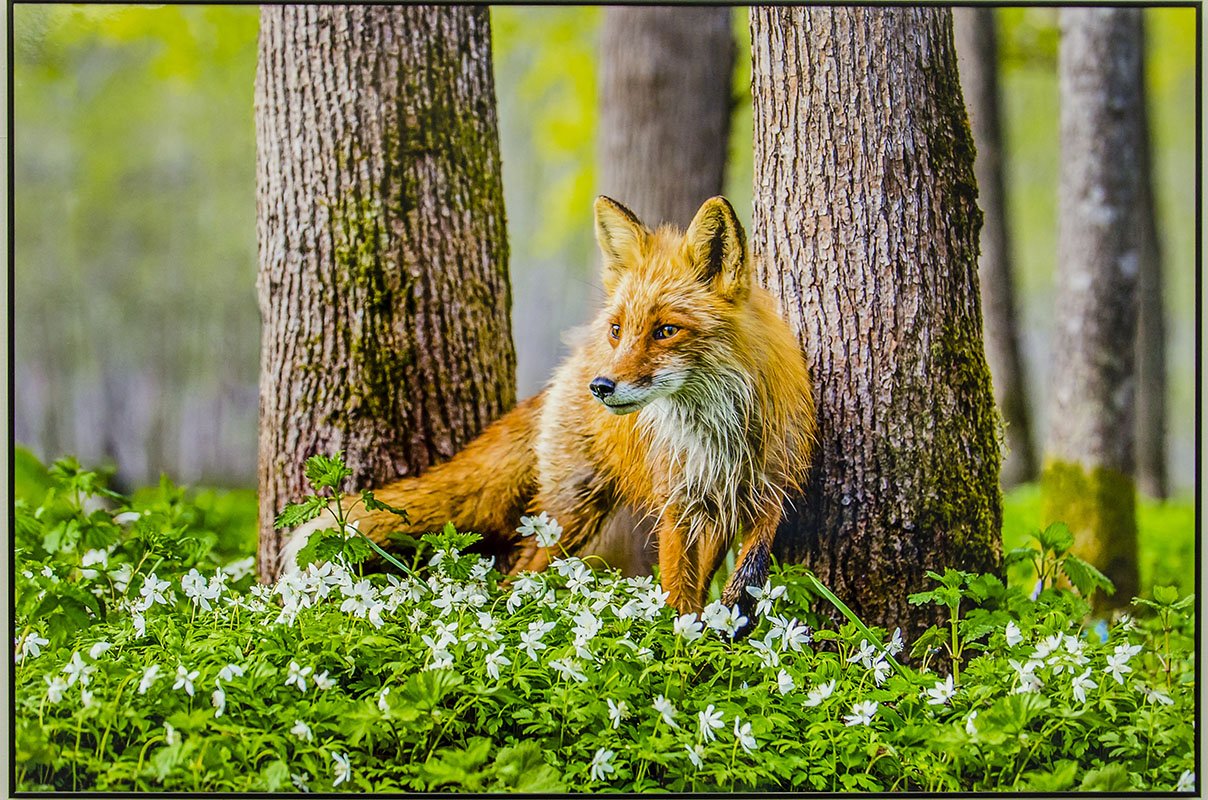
left=653, top=324, right=679, bottom=341
left=609, top=324, right=621, bottom=339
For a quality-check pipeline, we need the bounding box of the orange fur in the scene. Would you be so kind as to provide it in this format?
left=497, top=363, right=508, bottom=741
left=281, top=196, right=816, bottom=616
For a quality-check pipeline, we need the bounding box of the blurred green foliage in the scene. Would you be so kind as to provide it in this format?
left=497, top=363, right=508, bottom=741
left=1002, top=483, right=1194, bottom=598
left=13, top=6, right=1198, bottom=496
left=995, top=8, right=1197, bottom=491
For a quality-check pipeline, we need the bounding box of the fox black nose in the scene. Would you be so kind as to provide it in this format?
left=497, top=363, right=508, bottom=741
left=589, top=377, right=616, bottom=399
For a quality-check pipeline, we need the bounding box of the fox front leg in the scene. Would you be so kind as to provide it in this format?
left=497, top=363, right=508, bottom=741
left=720, top=509, right=782, bottom=632
left=655, top=515, right=707, bottom=615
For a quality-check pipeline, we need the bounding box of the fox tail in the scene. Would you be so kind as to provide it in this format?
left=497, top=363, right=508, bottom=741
left=275, top=392, right=544, bottom=578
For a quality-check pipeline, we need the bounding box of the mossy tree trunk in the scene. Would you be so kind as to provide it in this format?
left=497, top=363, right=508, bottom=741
left=751, top=6, right=1003, bottom=639
left=598, top=6, right=734, bottom=230
left=593, top=6, right=735, bottom=574
left=953, top=7, right=1038, bottom=488
left=1133, top=18, right=1168, bottom=501
left=255, top=5, right=515, bottom=581
left=1044, top=8, right=1143, bottom=605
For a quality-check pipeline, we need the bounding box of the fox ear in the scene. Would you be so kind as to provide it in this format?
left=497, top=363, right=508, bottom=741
left=684, top=196, right=748, bottom=299
left=594, top=196, right=649, bottom=293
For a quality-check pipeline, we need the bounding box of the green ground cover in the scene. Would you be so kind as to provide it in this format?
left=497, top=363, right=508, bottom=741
left=11, top=449, right=1196, bottom=792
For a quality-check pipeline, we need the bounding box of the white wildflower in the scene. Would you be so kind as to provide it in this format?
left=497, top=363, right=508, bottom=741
left=173, top=665, right=199, bottom=696
left=485, top=645, right=511, bottom=680
left=673, top=613, right=704, bottom=642
left=138, top=664, right=161, bottom=694
left=804, top=679, right=836, bottom=707
left=843, top=700, right=878, bottom=727
left=871, top=655, right=892, bottom=686
left=886, top=627, right=905, bottom=656
left=776, top=669, right=796, bottom=695
left=779, top=618, right=812, bottom=652
left=138, top=573, right=172, bottom=610
left=1140, top=685, right=1174, bottom=706
left=848, top=639, right=878, bottom=668
left=17, top=632, right=49, bottom=662
left=750, top=637, right=780, bottom=669
left=1104, top=651, right=1134, bottom=685
left=377, top=686, right=391, bottom=713
left=964, top=710, right=978, bottom=736
left=519, top=619, right=556, bottom=661
left=926, top=675, right=956, bottom=706
left=697, top=704, right=724, bottom=742
left=1005, top=621, right=1023, bottom=647
left=290, top=772, right=310, bottom=792
left=1175, top=771, right=1195, bottom=792
left=549, top=657, right=588, bottom=683
left=164, top=722, right=179, bottom=746
left=588, top=747, right=616, bottom=782
left=653, top=694, right=679, bottom=728
left=1071, top=668, right=1098, bottom=704
left=44, top=675, right=67, bottom=703
left=218, top=663, right=245, bottom=682
left=62, top=651, right=95, bottom=686
left=88, top=640, right=112, bottom=660
left=212, top=686, right=226, bottom=717
left=331, top=752, right=351, bottom=787
left=313, top=670, right=334, bottom=691
left=80, top=548, right=109, bottom=579
left=733, top=716, right=758, bottom=753
left=685, top=743, right=705, bottom=770
left=607, top=698, right=630, bottom=729
left=285, top=660, right=313, bottom=693
left=746, top=580, right=786, bottom=617
left=131, top=611, right=146, bottom=638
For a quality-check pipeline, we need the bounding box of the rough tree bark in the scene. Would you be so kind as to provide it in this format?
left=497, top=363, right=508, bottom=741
left=593, top=6, right=735, bottom=574
left=953, top=7, right=1038, bottom=488
left=1133, top=19, right=1168, bottom=501
left=598, top=6, right=734, bottom=230
left=751, top=6, right=1003, bottom=638
left=1044, top=8, right=1143, bottom=605
left=255, top=6, right=515, bottom=582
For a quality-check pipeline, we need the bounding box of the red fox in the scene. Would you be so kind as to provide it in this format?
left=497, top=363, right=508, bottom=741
left=280, top=196, right=816, bottom=616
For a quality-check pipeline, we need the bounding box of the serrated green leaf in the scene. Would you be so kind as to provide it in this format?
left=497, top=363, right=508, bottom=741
left=1037, top=522, right=1074, bottom=555
left=304, top=452, right=353, bottom=493
left=1078, top=762, right=1131, bottom=792
left=361, top=490, right=409, bottom=522
left=273, top=495, right=329, bottom=530
left=1061, top=555, right=1115, bottom=598
left=1153, top=584, right=1179, bottom=605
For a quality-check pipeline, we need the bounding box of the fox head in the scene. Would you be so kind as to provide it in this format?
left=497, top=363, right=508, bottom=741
left=587, top=195, right=751, bottom=415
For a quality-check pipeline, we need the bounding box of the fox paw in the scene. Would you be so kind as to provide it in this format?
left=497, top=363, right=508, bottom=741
left=719, top=540, right=771, bottom=638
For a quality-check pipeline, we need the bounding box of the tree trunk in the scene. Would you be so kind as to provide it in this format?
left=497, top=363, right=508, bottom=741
left=593, top=6, right=735, bottom=575
left=1044, top=8, right=1142, bottom=605
left=1133, top=19, right=1168, bottom=501
left=597, top=6, right=734, bottom=230
left=751, top=6, right=1003, bottom=639
left=255, top=5, right=515, bottom=582
left=953, top=7, right=1038, bottom=488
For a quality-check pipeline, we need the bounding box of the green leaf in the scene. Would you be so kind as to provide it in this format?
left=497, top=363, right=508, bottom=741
left=1060, top=555, right=1115, bottom=598
left=273, top=495, right=329, bottom=530
left=1153, top=584, right=1180, bottom=605
left=1036, top=522, right=1074, bottom=556
left=261, top=760, right=290, bottom=792
left=361, top=490, right=409, bottom=522
left=303, top=452, right=353, bottom=493
left=1078, top=762, right=1132, bottom=792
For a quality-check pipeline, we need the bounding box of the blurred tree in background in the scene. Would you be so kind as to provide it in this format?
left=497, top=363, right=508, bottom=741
left=12, top=5, right=1199, bottom=505
left=1044, top=8, right=1147, bottom=607
left=14, top=6, right=260, bottom=488
left=953, top=8, right=1038, bottom=488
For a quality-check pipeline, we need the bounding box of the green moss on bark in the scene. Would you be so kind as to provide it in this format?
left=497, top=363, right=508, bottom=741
left=913, top=323, right=1003, bottom=572
left=1040, top=459, right=1139, bottom=605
